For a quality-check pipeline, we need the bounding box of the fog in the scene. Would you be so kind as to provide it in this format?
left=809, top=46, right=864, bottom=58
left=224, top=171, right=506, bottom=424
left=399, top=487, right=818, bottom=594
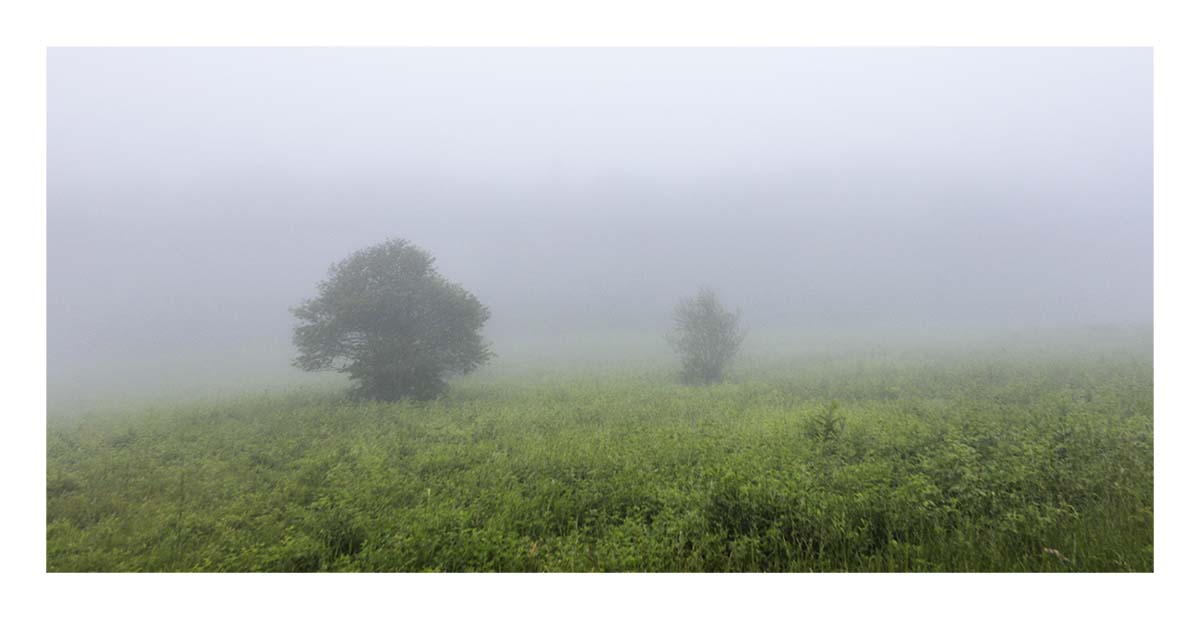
left=48, top=48, right=1152, bottom=408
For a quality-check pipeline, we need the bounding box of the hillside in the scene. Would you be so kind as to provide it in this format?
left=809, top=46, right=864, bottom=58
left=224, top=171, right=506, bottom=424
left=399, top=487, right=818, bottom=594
left=47, top=348, right=1152, bottom=572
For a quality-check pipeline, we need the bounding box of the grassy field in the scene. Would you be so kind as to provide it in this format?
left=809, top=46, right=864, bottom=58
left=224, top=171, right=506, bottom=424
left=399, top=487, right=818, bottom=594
left=46, top=343, right=1152, bottom=572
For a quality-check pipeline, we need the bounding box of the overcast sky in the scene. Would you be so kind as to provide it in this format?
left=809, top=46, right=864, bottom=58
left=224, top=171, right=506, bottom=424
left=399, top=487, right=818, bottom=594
left=48, top=48, right=1152, bottom=403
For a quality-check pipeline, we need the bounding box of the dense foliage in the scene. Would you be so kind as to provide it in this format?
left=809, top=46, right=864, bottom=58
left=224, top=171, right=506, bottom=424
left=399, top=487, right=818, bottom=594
left=667, top=288, right=747, bottom=385
left=291, top=239, right=492, bottom=401
left=47, top=347, right=1151, bottom=572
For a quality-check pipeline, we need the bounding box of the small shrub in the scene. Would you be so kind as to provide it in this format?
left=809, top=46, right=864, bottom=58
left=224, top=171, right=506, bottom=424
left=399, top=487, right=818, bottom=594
left=805, top=400, right=846, bottom=444
left=666, top=288, right=747, bottom=385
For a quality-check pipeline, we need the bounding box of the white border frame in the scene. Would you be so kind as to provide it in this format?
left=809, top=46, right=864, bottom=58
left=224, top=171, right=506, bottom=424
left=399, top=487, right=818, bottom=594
left=6, top=1, right=1196, bottom=617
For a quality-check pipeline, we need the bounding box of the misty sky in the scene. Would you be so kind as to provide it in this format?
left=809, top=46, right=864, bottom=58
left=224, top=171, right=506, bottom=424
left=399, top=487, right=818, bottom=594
left=48, top=48, right=1152, bottom=402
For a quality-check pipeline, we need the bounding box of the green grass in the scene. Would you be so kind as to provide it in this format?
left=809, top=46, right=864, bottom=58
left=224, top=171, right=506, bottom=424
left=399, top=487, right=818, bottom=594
left=46, top=347, right=1152, bottom=572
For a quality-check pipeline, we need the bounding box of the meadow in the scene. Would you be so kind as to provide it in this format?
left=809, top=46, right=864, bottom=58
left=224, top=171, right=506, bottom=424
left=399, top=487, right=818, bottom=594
left=46, top=337, right=1153, bottom=572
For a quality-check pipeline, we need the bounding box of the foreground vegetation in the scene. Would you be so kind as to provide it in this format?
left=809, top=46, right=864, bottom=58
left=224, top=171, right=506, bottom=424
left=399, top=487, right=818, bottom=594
left=47, top=346, right=1152, bottom=572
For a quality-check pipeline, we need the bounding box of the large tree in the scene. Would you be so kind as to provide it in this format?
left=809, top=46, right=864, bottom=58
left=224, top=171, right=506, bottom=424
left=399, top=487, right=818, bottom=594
left=291, top=239, right=492, bottom=401
left=667, top=287, right=747, bottom=385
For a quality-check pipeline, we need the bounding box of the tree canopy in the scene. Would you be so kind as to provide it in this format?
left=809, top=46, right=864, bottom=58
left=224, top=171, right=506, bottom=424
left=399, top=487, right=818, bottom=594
left=291, top=239, right=492, bottom=400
